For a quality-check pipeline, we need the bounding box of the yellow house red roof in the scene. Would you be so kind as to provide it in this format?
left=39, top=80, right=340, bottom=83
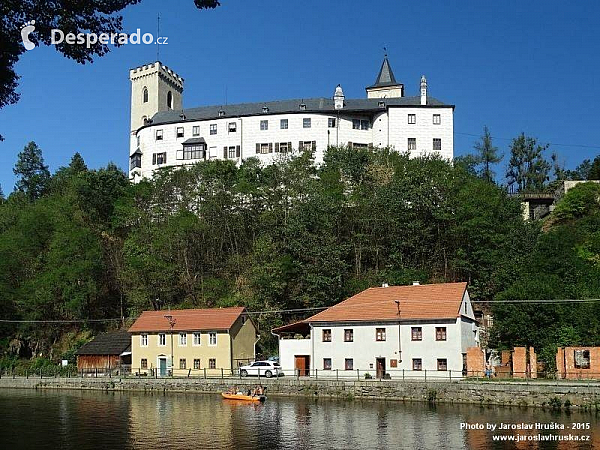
left=305, top=282, right=468, bottom=323
left=128, top=307, right=246, bottom=333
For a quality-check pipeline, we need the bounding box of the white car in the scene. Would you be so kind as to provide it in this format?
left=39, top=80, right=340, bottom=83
left=239, top=361, right=283, bottom=378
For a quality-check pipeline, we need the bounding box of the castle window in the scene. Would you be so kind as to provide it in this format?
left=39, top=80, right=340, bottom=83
left=408, top=138, right=416, bottom=151
left=167, top=91, right=173, bottom=109
left=193, top=126, right=200, bottom=136
left=152, top=152, right=167, bottom=165
left=210, top=124, right=217, bottom=135
left=360, top=119, right=369, bottom=130
left=433, top=138, right=442, bottom=151
left=303, top=118, right=311, bottom=128
left=176, top=127, right=184, bottom=138
left=408, top=114, right=416, bottom=124
left=142, top=87, right=148, bottom=103
left=130, top=153, right=142, bottom=170
left=433, top=114, right=441, bottom=125
left=352, top=119, right=360, bottom=129
left=155, top=129, right=163, bottom=140
left=260, top=120, right=268, bottom=131
left=328, top=118, right=336, bottom=128
left=228, top=122, right=237, bottom=133
left=280, top=119, right=288, bottom=129
left=183, top=144, right=205, bottom=160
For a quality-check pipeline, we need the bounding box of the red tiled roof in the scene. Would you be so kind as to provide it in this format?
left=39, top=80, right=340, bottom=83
left=304, top=282, right=468, bottom=323
left=128, top=307, right=246, bottom=333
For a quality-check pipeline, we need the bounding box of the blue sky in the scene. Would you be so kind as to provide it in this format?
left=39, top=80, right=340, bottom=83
left=1, top=0, right=599, bottom=192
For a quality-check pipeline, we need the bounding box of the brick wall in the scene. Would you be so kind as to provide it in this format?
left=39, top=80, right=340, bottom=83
left=466, top=347, right=485, bottom=377
left=512, top=347, right=527, bottom=378
left=558, top=347, right=600, bottom=380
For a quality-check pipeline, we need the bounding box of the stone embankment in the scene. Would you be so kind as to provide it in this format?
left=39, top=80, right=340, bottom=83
left=1, top=376, right=600, bottom=410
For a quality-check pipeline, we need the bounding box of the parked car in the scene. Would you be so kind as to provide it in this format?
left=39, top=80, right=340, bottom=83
left=239, top=361, right=283, bottom=378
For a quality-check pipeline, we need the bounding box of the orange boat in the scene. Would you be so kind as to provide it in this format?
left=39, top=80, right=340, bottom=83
left=221, top=392, right=266, bottom=402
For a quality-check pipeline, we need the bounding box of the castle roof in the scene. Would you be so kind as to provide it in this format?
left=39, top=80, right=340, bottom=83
left=366, top=56, right=402, bottom=89
left=145, top=96, right=451, bottom=129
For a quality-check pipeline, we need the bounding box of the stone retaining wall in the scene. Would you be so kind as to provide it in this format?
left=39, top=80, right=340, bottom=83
left=1, top=376, right=600, bottom=410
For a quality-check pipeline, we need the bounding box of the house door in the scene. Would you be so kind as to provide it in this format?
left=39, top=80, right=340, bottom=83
left=376, top=358, right=386, bottom=379
left=295, top=355, right=310, bottom=376
left=159, top=357, right=167, bottom=377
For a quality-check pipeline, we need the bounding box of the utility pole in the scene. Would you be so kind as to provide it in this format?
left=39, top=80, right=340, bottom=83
left=164, top=314, right=176, bottom=376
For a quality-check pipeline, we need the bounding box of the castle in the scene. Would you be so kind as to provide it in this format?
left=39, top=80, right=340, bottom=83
left=128, top=57, right=454, bottom=182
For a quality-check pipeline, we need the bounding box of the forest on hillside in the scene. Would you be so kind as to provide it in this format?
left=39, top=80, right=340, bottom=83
left=1, top=139, right=600, bottom=370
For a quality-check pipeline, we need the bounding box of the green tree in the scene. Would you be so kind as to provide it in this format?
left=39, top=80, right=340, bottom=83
left=589, top=155, right=600, bottom=180
left=473, top=126, right=501, bottom=183
left=506, top=133, right=551, bottom=192
left=13, top=141, right=51, bottom=201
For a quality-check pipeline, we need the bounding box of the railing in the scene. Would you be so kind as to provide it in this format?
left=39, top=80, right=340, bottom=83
left=3, top=366, right=600, bottom=383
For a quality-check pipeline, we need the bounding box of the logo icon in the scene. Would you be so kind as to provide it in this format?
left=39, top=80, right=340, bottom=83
left=21, top=20, right=36, bottom=50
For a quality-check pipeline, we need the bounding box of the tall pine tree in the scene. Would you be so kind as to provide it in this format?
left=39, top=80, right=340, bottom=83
left=13, top=141, right=50, bottom=201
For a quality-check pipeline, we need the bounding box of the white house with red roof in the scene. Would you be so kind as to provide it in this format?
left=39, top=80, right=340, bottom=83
left=272, top=282, right=479, bottom=378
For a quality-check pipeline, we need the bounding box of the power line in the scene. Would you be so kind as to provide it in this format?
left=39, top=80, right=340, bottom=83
left=456, top=132, right=600, bottom=150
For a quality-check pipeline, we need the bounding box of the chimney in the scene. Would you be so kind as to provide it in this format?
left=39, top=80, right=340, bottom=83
left=420, top=75, right=427, bottom=106
left=333, top=84, right=345, bottom=110
left=412, top=281, right=420, bottom=286
left=381, top=282, right=389, bottom=288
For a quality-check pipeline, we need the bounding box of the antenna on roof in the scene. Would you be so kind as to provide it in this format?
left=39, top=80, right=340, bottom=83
left=156, top=13, right=160, bottom=61
left=394, top=300, right=400, bottom=316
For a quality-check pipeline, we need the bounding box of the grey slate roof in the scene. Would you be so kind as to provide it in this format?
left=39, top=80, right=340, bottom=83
left=367, top=56, right=401, bottom=89
left=148, top=96, right=451, bottom=127
left=75, top=331, right=131, bottom=356
left=182, top=137, right=206, bottom=145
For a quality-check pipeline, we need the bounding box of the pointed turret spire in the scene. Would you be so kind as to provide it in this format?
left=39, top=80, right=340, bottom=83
left=366, top=55, right=404, bottom=98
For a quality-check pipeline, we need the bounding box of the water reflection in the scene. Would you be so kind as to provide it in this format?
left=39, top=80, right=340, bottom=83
left=0, top=389, right=598, bottom=449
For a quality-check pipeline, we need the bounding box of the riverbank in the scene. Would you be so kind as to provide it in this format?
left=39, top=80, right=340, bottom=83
left=1, top=376, right=600, bottom=410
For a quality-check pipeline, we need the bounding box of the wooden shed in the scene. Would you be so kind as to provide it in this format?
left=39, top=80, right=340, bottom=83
left=75, top=331, right=132, bottom=375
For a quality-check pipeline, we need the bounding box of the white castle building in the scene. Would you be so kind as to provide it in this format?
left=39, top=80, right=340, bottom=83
left=128, top=57, right=454, bottom=182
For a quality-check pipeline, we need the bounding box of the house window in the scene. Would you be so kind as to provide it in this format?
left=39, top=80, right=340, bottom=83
left=209, top=358, right=216, bottom=369
left=130, top=154, right=142, bottom=170
left=433, top=114, right=441, bottom=125
left=158, top=333, right=166, bottom=346
left=408, top=114, right=416, bottom=124
left=228, top=146, right=237, bottom=158
left=176, top=127, right=184, bottom=138
left=179, top=358, right=186, bottom=370
left=322, top=329, right=331, bottom=342
left=259, top=143, right=270, bottom=154
left=155, top=129, right=163, bottom=140
left=412, top=358, right=422, bottom=371
left=183, top=144, right=205, bottom=160
left=209, top=332, right=217, bottom=346
left=228, top=122, right=237, bottom=133
left=194, top=359, right=200, bottom=369
left=323, top=358, right=332, bottom=370
left=193, top=332, right=201, bottom=346
left=303, top=118, right=311, bottom=128
left=408, top=138, right=416, bottom=151
left=436, top=327, right=447, bottom=341
left=344, top=329, right=354, bottom=342
left=142, top=87, right=148, bottom=103
left=140, top=334, right=148, bottom=347
left=210, top=124, right=217, bottom=135
left=433, top=138, right=442, bottom=151
left=328, top=118, right=336, bottom=128
left=141, top=358, right=148, bottom=369
left=411, top=327, right=422, bottom=341
left=437, top=359, right=448, bottom=371
left=300, top=141, right=315, bottom=152
left=280, top=119, right=288, bottom=129
left=152, top=152, right=167, bottom=165
left=345, top=359, right=354, bottom=370
left=192, top=126, right=200, bottom=136
left=360, top=119, right=369, bottom=130
left=260, top=120, right=268, bottom=130
left=376, top=328, right=386, bottom=341
left=352, top=119, right=360, bottom=129
left=574, top=350, right=591, bottom=369
left=179, top=332, right=187, bottom=346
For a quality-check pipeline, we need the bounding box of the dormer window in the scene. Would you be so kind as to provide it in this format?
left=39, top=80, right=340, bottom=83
left=299, top=103, right=306, bottom=110
left=378, top=101, right=385, bottom=108
left=262, top=106, right=269, bottom=113
left=218, top=110, right=225, bottom=117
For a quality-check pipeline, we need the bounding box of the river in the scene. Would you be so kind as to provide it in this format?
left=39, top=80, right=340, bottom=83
left=0, top=389, right=598, bottom=449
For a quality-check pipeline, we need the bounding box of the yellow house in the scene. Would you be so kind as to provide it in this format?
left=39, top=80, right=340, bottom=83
left=129, top=307, right=257, bottom=377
